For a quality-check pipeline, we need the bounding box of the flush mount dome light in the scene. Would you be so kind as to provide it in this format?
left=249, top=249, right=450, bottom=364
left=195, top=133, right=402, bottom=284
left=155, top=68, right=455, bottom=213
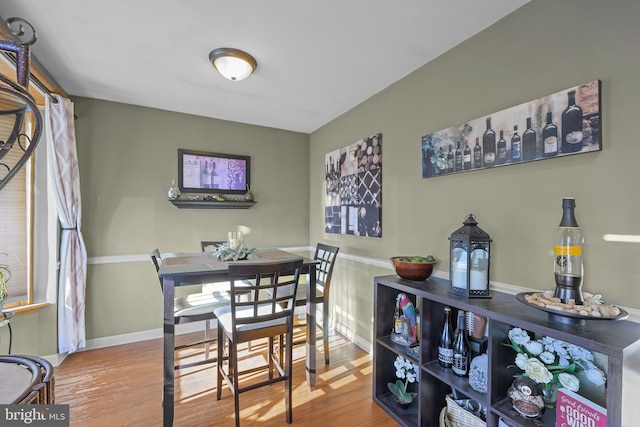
left=208, top=48, right=257, bottom=81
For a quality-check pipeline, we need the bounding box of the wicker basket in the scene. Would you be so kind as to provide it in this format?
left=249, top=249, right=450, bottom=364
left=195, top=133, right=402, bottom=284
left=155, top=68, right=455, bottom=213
left=444, top=394, right=486, bottom=427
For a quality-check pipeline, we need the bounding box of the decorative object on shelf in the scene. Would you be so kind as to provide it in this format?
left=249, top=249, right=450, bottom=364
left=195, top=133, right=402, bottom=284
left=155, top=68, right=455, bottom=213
left=390, top=255, right=437, bottom=281
left=468, top=353, right=488, bottom=393
left=0, top=254, right=11, bottom=311
left=505, top=327, right=606, bottom=409
left=466, top=312, right=487, bottom=339
left=554, top=197, right=584, bottom=304
left=387, top=355, right=418, bottom=406
left=444, top=394, right=486, bottom=427
left=0, top=17, right=43, bottom=191
left=556, top=388, right=607, bottom=427
left=244, top=185, right=254, bottom=201
left=325, top=132, right=382, bottom=237
left=516, top=291, right=627, bottom=326
left=448, top=214, right=492, bottom=298
left=421, top=79, right=601, bottom=179
left=391, top=293, right=416, bottom=345
left=211, top=242, right=257, bottom=262
left=167, top=179, right=181, bottom=200
left=507, top=376, right=545, bottom=419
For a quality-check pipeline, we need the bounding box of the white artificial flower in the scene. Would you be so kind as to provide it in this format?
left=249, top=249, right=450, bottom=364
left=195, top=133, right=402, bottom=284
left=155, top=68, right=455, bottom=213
left=524, top=340, right=544, bottom=356
left=585, top=367, right=606, bottom=386
left=396, top=369, right=405, bottom=379
left=515, top=353, right=529, bottom=370
left=524, top=358, right=553, bottom=384
left=558, top=373, right=580, bottom=392
left=406, top=371, right=416, bottom=383
left=539, top=351, right=555, bottom=364
left=394, top=356, right=404, bottom=370
left=509, top=328, right=531, bottom=345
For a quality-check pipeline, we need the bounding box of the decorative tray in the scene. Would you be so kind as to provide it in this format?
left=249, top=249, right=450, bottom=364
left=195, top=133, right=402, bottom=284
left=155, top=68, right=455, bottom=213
left=516, top=292, right=628, bottom=325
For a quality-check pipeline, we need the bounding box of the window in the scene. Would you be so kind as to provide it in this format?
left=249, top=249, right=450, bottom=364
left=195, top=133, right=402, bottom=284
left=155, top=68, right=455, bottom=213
left=0, top=113, right=34, bottom=307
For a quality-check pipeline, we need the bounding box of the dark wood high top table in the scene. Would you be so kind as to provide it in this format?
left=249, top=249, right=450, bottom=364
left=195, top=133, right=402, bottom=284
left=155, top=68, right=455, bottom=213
left=157, top=249, right=319, bottom=427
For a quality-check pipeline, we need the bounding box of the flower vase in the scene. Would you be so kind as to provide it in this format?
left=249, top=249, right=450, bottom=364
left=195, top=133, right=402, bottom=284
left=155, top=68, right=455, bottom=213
left=542, top=383, right=558, bottom=408
left=392, top=395, right=412, bottom=409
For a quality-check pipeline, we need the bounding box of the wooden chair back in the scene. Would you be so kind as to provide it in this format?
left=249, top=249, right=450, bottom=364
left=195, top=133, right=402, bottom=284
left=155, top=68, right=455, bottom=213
left=314, top=243, right=339, bottom=294
left=227, top=259, right=303, bottom=339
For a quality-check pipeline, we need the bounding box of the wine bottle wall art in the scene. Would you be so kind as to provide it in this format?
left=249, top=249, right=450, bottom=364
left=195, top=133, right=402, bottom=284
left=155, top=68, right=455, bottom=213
left=421, top=79, right=601, bottom=179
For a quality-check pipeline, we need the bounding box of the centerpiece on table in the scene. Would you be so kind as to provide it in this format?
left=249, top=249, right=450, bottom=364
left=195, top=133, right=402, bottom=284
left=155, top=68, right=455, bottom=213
left=505, top=327, right=606, bottom=411
left=211, top=243, right=257, bottom=261
left=387, top=355, right=419, bottom=407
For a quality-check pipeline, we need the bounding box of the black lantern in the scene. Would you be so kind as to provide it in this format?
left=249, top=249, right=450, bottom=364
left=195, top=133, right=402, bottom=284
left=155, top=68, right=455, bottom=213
left=449, top=214, right=491, bottom=298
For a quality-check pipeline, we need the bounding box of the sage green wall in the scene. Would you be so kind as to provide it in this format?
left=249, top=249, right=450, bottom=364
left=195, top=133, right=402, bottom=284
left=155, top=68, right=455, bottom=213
left=73, top=97, right=309, bottom=340
left=310, top=0, right=640, bottom=342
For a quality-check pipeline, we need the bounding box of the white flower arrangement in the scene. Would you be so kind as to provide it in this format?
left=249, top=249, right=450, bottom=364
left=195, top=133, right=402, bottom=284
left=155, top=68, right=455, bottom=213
left=507, top=327, right=606, bottom=393
left=387, top=355, right=419, bottom=404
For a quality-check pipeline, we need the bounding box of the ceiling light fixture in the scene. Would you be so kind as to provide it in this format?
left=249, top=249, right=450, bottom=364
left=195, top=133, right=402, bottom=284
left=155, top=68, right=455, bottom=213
left=208, top=48, right=257, bottom=81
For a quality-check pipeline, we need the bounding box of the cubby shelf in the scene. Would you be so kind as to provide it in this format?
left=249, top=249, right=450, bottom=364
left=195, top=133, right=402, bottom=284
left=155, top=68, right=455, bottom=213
left=373, top=275, right=640, bottom=427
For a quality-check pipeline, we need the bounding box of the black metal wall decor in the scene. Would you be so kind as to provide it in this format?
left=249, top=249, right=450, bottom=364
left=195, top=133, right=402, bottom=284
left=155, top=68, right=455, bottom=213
left=421, top=79, right=601, bottom=178
left=325, top=133, right=382, bottom=237
left=0, top=17, right=43, bottom=191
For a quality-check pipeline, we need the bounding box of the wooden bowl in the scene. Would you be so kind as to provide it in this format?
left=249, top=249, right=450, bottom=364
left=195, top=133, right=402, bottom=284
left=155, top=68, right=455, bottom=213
left=390, top=256, right=437, bottom=281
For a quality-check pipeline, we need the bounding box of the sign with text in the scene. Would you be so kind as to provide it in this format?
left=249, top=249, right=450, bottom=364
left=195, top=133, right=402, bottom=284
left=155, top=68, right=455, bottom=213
left=556, top=388, right=606, bottom=427
left=0, top=405, right=69, bottom=426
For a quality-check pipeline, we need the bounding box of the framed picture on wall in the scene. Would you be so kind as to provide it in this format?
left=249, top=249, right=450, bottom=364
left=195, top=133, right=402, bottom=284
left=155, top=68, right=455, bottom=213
left=178, top=149, right=250, bottom=195
left=325, top=133, right=382, bottom=237
left=421, top=79, right=601, bottom=178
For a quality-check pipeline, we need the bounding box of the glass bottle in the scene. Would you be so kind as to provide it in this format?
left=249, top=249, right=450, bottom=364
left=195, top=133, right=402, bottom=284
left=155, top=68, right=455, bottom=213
left=201, top=160, right=211, bottom=188
left=437, top=147, right=447, bottom=174
left=482, top=117, right=496, bottom=167
left=452, top=310, right=470, bottom=376
left=522, top=117, right=537, bottom=161
left=511, top=125, right=521, bottom=162
left=455, top=142, right=463, bottom=172
left=561, top=90, right=584, bottom=153
left=447, top=144, right=454, bottom=173
left=497, top=130, right=507, bottom=164
left=393, top=294, right=403, bottom=335
left=438, top=307, right=454, bottom=368
left=543, top=111, right=558, bottom=157
left=463, top=140, right=472, bottom=170
left=473, top=137, right=482, bottom=169
left=554, top=197, right=584, bottom=304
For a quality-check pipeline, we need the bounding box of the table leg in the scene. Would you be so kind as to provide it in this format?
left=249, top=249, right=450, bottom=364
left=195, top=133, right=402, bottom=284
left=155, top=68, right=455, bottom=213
left=306, top=265, right=317, bottom=386
left=163, top=277, right=176, bottom=427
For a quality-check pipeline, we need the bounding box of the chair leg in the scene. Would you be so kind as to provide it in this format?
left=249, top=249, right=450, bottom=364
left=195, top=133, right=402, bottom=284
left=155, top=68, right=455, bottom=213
left=285, top=329, right=293, bottom=424
left=205, top=319, right=211, bottom=360
left=268, top=337, right=275, bottom=380
left=216, top=326, right=224, bottom=401
left=323, top=302, right=330, bottom=365
left=231, top=341, right=240, bottom=427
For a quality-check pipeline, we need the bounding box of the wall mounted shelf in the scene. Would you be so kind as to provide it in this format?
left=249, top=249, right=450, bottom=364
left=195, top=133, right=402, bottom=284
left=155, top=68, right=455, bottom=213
left=169, top=199, right=256, bottom=209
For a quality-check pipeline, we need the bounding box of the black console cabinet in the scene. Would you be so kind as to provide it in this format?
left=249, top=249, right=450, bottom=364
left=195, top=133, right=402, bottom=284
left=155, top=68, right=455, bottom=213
left=373, top=275, right=640, bottom=427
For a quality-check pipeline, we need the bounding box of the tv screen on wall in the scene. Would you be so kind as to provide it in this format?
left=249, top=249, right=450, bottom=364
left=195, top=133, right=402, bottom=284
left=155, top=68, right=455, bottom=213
left=178, top=149, right=250, bottom=195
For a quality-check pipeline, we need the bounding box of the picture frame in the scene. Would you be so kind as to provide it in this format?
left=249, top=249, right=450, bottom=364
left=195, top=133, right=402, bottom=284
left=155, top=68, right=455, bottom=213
left=177, top=149, right=250, bottom=195
left=422, top=79, right=601, bottom=178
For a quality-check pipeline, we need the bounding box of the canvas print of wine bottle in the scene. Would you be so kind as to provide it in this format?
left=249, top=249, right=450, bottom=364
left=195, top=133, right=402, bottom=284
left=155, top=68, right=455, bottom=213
left=325, top=133, right=382, bottom=237
left=421, top=79, right=601, bottom=178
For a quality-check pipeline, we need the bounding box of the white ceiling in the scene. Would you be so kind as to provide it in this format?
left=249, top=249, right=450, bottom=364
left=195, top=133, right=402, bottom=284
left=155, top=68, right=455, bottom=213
left=1, top=0, right=528, bottom=134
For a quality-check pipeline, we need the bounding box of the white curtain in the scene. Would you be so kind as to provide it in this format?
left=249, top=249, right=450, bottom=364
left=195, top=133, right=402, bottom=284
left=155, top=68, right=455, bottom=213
left=45, top=95, right=87, bottom=354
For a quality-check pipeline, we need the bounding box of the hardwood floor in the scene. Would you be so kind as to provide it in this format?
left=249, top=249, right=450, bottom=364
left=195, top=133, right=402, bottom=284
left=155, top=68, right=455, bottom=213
left=54, top=329, right=399, bottom=426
